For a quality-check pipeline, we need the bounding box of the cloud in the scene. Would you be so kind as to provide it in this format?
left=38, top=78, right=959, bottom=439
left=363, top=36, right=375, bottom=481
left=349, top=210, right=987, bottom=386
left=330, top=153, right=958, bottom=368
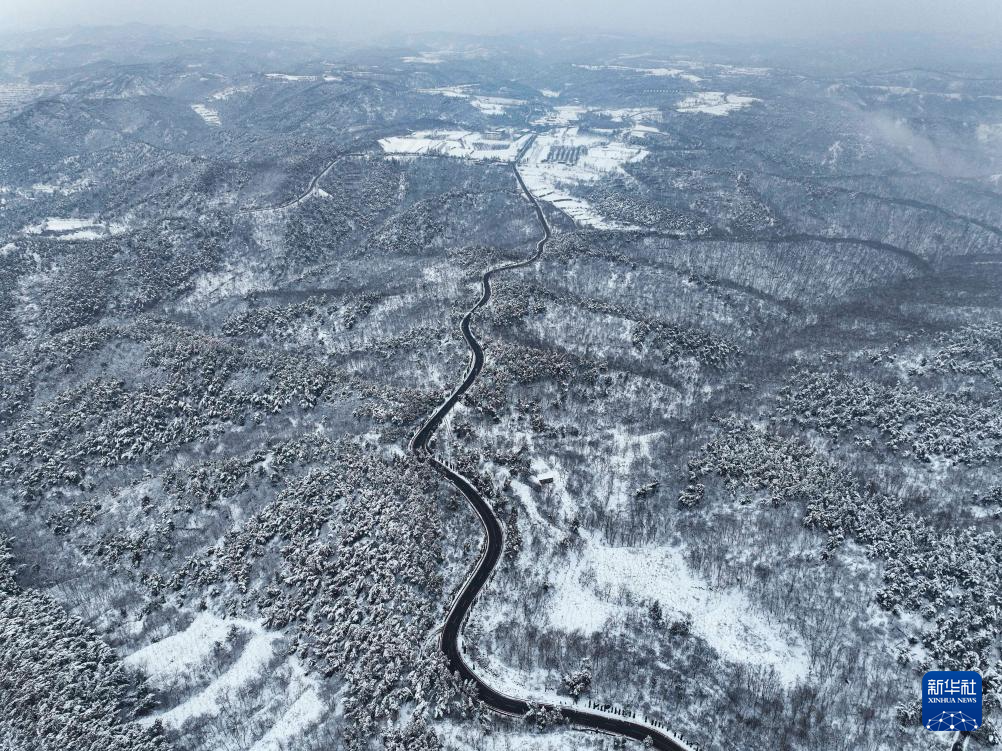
left=864, top=111, right=979, bottom=178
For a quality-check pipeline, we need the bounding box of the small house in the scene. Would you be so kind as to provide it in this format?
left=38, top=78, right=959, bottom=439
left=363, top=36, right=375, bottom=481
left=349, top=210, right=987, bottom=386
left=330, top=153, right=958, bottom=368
left=532, top=472, right=556, bottom=488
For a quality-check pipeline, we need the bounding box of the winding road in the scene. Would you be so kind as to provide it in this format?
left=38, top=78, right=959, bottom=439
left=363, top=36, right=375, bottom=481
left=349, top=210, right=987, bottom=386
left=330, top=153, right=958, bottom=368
left=409, top=156, right=694, bottom=751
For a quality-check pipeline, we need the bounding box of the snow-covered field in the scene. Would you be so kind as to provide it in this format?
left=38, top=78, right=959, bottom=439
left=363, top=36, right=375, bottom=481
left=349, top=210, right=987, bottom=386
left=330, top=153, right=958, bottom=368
left=126, top=612, right=327, bottom=748
left=599, top=107, right=661, bottom=124
left=418, top=85, right=526, bottom=115
left=211, top=85, right=253, bottom=100
left=437, top=719, right=611, bottom=751
left=5, top=177, right=91, bottom=199
left=712, top=63, right=772, bottom=76
left=517, top=127, right=647, bottom=229
left=124, top=612, right=246, bottom=689
left=675, top=91, right=760, bottom=115
left=191, top=103, right=221, bottom=126
left=531, top=104, right=662, bottom=137
left=470, top=95, right=526, bottom=115
left=573, top=63, right=702, bottom=83
left=248, top=660, right=327, bottom=751
left=546, top=537, right=810, bottom=686
left=265, top=73, right=318, bottom=81
left=379, top=129, right=532, bottom=161
left=598, top=107, right=663, bottom=137
left=402, top=53, right=444, bottom=64
left=21, top=216, right=127, bottom=240
left=418, top=85, right=474, bottom=98
left=129, top=615, right=283, bottom=726
left=531, top=105, right=590, bottom=126
left=501, top=450, right=810, bottom=687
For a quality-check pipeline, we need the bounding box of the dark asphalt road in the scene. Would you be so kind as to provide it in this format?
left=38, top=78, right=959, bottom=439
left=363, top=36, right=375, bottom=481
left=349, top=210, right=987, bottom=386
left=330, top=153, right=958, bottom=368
left=410, top=153, right=693, bottom=751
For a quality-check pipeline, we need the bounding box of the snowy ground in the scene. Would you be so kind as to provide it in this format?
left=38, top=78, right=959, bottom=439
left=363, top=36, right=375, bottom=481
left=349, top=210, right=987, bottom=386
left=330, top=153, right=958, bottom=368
left=2, top=177, right=90, bottom=199
left=402, top=53, right=445, bottom=64
left=211, top=85, right=254, bottom=100
left=531, top=105, right=590, bottom=127
left=265, top=73, right=319, bottom=82
left=125, top=611, right=327, bottom=749
left=191, top=103, right=221, bottom=126
left=418, top=85, right=474, bottom=99
left=517, top=127, right=647, bottom=229
left=599, top=107, right=661, bottom=125
left=470, top=95, right=527, bottom=116
left=184, top=258, right=273, bottom=303
left=20, top=216, right=128, bottom=240
left=418, top=85, right=526, bottom=115
left=437, top=719, right=612, bottom=751
left=462, top=632, right=698, bottom=750
left=379, top=129, right=532, bottom=161
left=384, top=91, right=653, bottom=228
left=546, top=536, right=810, bottom=687
left=573, top=63, right=703, bottom=83
left=501, top=446, right=809, bottom=687
left=675, top=91, right=760, bottom=115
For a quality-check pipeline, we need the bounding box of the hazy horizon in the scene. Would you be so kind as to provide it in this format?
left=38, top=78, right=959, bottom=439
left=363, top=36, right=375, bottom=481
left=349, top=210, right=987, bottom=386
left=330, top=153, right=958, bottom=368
left=3, top=0, right=1002, bottom=43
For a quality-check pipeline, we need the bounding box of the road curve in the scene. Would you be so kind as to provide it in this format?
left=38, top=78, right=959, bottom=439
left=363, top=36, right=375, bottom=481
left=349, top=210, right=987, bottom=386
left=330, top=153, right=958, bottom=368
left=410, top=159, right=693, bottom=751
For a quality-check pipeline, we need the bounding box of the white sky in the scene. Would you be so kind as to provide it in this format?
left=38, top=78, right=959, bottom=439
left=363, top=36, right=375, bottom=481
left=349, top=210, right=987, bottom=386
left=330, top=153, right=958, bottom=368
left=3, top=0, right=1001, bottom=40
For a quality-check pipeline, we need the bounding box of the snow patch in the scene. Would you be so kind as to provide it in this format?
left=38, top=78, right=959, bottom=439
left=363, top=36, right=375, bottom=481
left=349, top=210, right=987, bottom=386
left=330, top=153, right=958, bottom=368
left=0, top=82, right=60, bottom=111
left=641, top=67, right=703, bottom=82
left=25, top=178, right=89, bottom=196
left=510, top=478, right=560, bottom=533
left=676, top=91, right=760, bottom=115
left=21, top=216, right=127, bottom=240
left=191, top=103, right=221, bottom=126
left=977, top=123, right=1002, bottom=144
left=547, top=538, right=810, bottom=686
left=187, top=262, right=269, bottom=302
left=210, top=85, right=252, bottom=100
left=531, top=105, right=589, bottom=126
left=418, top=85, right=474, bottom=98
left=379, top=129, right=532, bottom=162
left=135, top=617, right=283, bottom=728
left=124, top=612, right=239, bottom=687
left=402, top=53, right=444, bottom=64
left=630, top=124, right=660, bottom=138
left=517, top=127, right=647, bottom=229
left=417, top=85, right=525, bottom=115
left=248, top=661, right=326, bottom=751
left=573, top=63, right=702, bottom=83
left=470, top=95, right=526, bottom=116
left=265, top=73, right=318, bottom=81
left=715, top=64, right=771, bottom=76
left=600, top=107, right=661, bottom=124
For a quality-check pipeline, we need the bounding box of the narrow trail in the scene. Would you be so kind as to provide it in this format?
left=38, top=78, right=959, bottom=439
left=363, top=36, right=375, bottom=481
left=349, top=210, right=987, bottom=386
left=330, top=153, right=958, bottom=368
left=238, top=151, right=367, bottom=214
left=410, top=155, right=695, bottom=750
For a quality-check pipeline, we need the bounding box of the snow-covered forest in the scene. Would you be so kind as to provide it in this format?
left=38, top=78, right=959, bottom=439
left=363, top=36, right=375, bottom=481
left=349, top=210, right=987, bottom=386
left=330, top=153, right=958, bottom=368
left=1, top=24, right=1001, bottom=751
